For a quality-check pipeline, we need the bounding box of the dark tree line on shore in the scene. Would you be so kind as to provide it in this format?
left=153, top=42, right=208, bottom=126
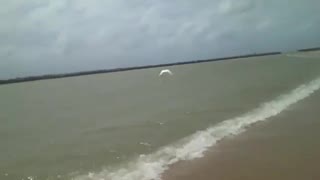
left=1, top=48, right=318, bottom=85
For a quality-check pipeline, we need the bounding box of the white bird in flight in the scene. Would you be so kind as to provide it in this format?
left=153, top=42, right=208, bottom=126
left=159, top=69, right=173, bottom=76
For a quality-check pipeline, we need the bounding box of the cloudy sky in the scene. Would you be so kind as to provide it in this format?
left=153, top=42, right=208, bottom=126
left=1, top=0, right=319, bottom=79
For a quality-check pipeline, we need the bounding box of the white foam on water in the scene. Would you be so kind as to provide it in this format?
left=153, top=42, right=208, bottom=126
left=74, top=76, right=320, bottom=180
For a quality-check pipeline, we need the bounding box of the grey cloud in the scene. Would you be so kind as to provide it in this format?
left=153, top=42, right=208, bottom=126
left=0, top=0, right=319, bottom=79
left=218, top=0, right=255, bottom=15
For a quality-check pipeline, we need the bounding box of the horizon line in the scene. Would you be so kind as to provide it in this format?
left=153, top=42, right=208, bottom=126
left=0, top=47, right=319, bottom=85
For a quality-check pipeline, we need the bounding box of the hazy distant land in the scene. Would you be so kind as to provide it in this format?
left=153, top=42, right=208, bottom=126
left=1, top=47, right=319, bottom=85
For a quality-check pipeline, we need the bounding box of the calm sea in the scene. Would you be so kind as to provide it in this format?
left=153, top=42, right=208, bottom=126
left=0, top=52, right=319, bottom=180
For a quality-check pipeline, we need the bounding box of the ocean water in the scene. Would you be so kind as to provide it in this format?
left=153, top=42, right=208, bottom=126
left=0, top=52, right=319, bottom=180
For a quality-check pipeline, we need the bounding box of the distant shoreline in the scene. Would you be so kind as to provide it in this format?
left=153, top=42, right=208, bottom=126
left=0, top=48, right=318, bottom=85
left=298, top=47, right=320, bottom=52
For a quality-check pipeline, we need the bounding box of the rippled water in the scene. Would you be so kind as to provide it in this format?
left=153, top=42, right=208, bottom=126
left=0, top=52, right=319, bottom=180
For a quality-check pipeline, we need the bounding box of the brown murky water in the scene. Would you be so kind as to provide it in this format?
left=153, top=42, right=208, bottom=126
left=0, top=52, right=319, bottom=180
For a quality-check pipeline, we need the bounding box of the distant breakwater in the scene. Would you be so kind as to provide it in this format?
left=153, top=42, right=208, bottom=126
left=298, top=47, right=320, bottom=52
left=0, top=48, right=317, bottom=85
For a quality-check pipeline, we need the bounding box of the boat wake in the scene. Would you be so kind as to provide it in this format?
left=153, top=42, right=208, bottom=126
left=75, top=76, right=320, bottom=180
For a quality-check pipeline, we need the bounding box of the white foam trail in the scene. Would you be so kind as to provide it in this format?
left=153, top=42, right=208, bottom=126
left=74, top=76, right=320, bottom=180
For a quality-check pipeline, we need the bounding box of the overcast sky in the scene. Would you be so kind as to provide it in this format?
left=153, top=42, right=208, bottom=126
left=1, top=0, right=319, bottom=79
